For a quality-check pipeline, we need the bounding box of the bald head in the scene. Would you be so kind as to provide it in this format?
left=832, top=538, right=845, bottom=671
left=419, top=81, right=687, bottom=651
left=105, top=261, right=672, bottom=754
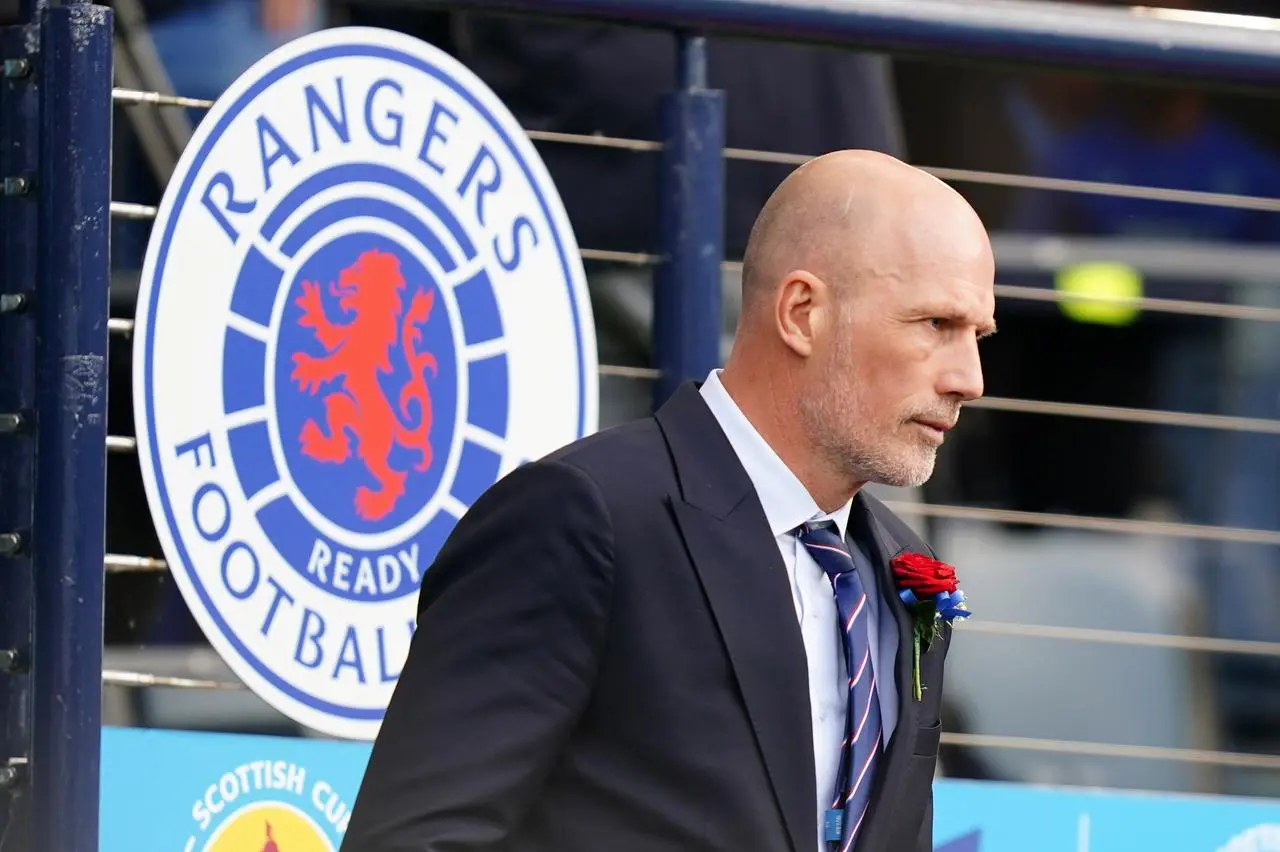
left=739, top=149, right=988, bottom=318
left=720, top=149, right=995, bottom=508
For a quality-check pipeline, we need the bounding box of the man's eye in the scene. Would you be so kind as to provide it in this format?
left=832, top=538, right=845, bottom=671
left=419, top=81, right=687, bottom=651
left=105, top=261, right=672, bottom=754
left=928, top=318, right=946, bottom=330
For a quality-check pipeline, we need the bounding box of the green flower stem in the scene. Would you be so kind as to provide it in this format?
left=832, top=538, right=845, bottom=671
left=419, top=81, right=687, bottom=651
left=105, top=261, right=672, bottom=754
left=912, top=628, right=922, bottom=701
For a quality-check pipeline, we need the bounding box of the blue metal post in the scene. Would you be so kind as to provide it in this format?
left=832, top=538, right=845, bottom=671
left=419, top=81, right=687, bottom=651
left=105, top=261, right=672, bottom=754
left=652, top=33, right=725, bottom=409
left=31, top=4, right=111, bottom=852
left=0, top=7, right=41, bottom=850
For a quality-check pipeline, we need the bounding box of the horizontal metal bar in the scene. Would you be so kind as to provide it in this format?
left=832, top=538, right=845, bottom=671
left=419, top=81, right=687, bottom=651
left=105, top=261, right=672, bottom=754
left=104, top=554, right=167, bottom=573
left=993, top=282, right=1280, bottom=322
left=967, top=396, right=1280, bottom=436
left=721, top=145, right=805, bottom=166
left=470, top=0, right=1280, bottom=86
left=109, top=132, right=1280, bottom=232
left=927, top=164, right=1280, bottom=213
left=525, top=128, right=661, bottom=153
left=105, top=497, right=1280, bottom=583
left=95, top=399, right=1280, bottom=463
left=940, top=731, right=1280, bottom=770
left=107, top=280, right=1280, bottom=334
left=86, top=694, right=1280, bottom=767
left=963, top=620, right=1280, bottom=658
left=1130, top=6, right=1280, bottom=33
left=884, top=500, right=1280, bottom=546
left=598, top=364, right=662, bottom=379
left=104, top=388, right=1278, bottom=434
left=101, top=564, right=1280, bottom=659
left=118, top=394, right=1280, bottom=465
left=723, top=145, right=1280, bottom=212
left=581, top=247, right=662, bottom=266
left=106, top=435, right=136, bottom=452
left=86, top=662, right=1280, bottom=766
left=102, top=669, right=244, bottom=691
left=990, top=234, right=1280, bottom=285
left=719, top=260, right=1280, bottom=322
left=109, top=201, right=157, bottom=220
left=111, top=87, right=214, bottom=109
left=525, top=127, right=1280, bottom=214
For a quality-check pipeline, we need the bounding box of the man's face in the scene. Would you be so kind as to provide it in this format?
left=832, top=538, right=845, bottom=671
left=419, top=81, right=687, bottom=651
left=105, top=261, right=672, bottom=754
left=799, top=231, right=996, bottom=489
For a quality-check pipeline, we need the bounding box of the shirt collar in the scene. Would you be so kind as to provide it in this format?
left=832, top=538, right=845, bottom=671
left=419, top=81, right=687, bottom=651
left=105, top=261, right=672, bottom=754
left=699, top=370, right=852, bottom=540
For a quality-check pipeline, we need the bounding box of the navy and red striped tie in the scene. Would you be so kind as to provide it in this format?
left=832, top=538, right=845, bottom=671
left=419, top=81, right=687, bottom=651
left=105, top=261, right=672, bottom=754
left=797, top=521, right=882, bottom=852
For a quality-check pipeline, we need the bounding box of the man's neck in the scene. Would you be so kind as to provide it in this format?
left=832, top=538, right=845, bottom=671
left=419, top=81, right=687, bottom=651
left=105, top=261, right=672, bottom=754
left=718, top=363, right=860, bottom=513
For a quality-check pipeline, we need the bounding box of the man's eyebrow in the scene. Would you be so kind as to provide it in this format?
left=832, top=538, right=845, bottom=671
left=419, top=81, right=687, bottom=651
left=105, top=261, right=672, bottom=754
left=932, top=306, right=997, bottom=338
left=912, top=305, right=997, bottom=337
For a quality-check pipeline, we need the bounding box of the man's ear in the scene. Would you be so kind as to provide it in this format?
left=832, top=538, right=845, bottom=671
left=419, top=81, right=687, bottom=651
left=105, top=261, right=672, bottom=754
left=776, top=270, right=831, bottom=358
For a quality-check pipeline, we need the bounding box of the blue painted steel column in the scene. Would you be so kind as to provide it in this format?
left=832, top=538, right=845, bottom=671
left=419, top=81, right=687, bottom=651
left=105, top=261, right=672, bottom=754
left=31, top=4, right=112, bottom=852
left=652, top=33, right=725, bottom=409
left=0, top=6, right=41, bottom=850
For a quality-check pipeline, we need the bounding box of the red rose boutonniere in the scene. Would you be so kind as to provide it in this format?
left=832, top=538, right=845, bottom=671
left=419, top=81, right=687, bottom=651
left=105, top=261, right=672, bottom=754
left=889, top=552, right=970, bottom=700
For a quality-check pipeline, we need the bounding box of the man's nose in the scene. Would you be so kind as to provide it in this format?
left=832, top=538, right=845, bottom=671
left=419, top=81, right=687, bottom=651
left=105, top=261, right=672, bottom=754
left=938, top=338, right=984, bottom=402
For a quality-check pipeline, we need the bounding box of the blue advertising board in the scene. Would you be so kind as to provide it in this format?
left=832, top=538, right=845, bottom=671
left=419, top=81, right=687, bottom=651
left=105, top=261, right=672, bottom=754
left=101, top=727, right=371, bottom=852
left=934, top=779, right=1280, bottom=852
left=101, top=726, right=1280, bottom=852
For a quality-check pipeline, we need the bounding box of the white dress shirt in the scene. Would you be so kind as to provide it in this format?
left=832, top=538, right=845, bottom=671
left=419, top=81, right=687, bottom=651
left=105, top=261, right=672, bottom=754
left=699, top=370, right=899, bottom=852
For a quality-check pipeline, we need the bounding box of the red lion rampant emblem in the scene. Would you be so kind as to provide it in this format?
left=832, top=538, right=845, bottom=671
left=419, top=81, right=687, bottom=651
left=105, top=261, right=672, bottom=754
left=290, top=248, right=437, bottom=521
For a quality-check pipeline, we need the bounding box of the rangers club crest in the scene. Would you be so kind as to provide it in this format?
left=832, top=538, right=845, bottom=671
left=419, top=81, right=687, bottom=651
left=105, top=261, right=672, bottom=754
left=132, top=27, right=598, bottom=739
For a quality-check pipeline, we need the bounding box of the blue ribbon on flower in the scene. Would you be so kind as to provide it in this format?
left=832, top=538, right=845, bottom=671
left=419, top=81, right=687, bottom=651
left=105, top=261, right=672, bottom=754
left=898, top=588, right=972, bottom=621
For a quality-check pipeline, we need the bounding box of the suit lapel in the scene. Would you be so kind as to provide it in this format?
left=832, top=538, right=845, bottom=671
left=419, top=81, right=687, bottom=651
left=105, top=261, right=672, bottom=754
left=657, top=384, right=814, bottom=852
left=851, top=496, right=921, bottom=850
left=670, top=499, right=814, bottom=852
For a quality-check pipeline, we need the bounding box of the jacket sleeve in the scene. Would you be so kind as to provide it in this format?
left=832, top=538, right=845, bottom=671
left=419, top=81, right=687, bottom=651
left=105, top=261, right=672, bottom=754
left=341, top=459, right=614, bottom=851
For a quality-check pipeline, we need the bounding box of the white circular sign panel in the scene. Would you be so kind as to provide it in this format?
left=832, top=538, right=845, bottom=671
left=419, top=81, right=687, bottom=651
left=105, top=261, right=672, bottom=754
left=132, top=27, right=598, bottom=739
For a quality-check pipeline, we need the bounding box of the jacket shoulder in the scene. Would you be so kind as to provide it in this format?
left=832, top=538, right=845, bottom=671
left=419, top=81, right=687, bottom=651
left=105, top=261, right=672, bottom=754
left=861, top=491, right=936, bottom=559
left=542, top=417, right=671, bottom=483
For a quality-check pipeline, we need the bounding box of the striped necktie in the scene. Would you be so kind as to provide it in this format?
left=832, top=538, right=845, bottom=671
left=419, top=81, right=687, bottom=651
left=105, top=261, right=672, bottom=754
left=797, top=520, right=882, bottom=852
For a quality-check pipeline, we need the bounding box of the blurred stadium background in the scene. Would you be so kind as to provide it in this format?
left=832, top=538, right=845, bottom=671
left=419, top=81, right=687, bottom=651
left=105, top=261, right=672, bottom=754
left=99, top=0, right=1280, bottom=801
left=8, top=0, right=1280, bottom=846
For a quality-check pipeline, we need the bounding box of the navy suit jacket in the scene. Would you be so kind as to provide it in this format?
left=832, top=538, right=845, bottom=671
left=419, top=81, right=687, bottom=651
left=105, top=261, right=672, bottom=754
left=342, top=382, right=951, bottom=852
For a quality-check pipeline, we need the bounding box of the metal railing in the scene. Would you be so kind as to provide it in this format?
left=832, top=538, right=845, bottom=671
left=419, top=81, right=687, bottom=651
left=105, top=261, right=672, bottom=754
left=90, top=56, right=1280, bottom=788
left=6, top=0, right=1280, bottom=848
left=92, top=0, right=1280, bottom=778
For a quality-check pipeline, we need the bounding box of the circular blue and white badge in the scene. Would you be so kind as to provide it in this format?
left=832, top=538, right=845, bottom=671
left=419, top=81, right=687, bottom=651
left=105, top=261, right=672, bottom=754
left=132, top=27, right=597, bottom=739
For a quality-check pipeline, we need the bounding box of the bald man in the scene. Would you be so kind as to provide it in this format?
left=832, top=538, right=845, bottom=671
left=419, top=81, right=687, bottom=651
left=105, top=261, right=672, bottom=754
left=343, top=150, right=997, bottom=852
